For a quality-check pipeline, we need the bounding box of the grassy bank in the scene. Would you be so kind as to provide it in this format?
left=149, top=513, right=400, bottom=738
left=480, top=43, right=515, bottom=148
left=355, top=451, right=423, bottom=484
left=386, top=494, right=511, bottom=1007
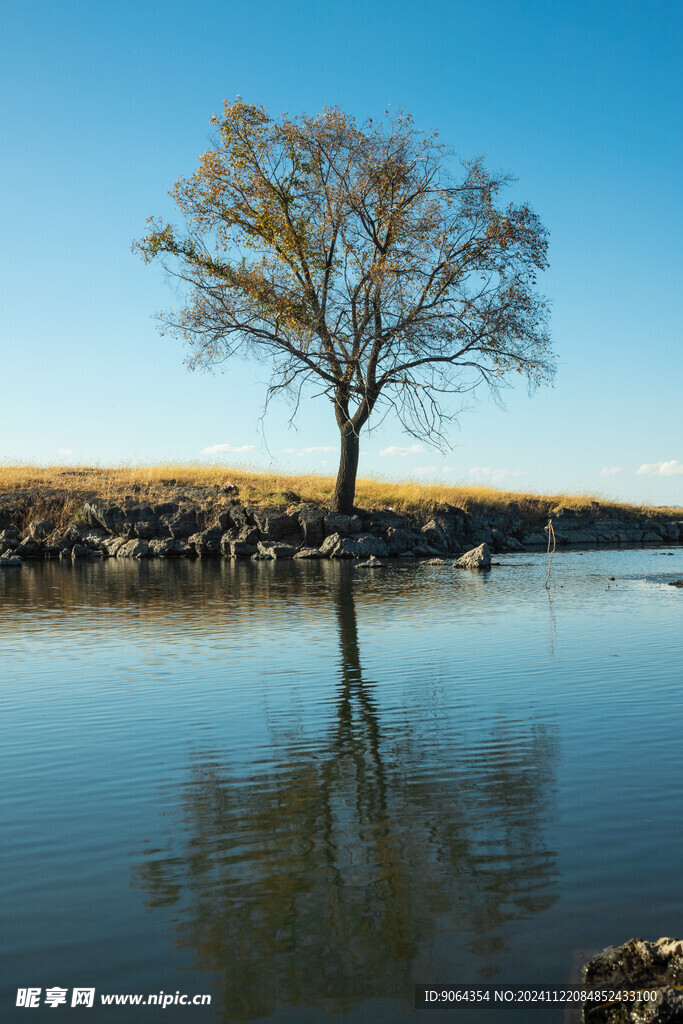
left=0, top=463, right=676, bottom=521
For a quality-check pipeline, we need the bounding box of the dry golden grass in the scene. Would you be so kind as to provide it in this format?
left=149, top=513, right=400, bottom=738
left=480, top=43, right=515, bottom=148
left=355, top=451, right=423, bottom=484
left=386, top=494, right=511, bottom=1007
left=0, top=462, right=677, bottom=520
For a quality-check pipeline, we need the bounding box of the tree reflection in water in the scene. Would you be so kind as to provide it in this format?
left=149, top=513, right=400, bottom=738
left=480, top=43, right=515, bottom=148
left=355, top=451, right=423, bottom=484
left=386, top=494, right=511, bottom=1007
left=134, top=570, right=559, bottom=1020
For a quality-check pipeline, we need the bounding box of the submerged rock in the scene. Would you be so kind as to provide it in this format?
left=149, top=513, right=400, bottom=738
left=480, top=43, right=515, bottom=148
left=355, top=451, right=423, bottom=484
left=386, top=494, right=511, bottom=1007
left=453, top=543, right=492, bottom=570
left=355, top=555, right=386, bottom=569
left=0, top=555, right=22, bottom=567
left=582, top=937, right=683, bottom=1022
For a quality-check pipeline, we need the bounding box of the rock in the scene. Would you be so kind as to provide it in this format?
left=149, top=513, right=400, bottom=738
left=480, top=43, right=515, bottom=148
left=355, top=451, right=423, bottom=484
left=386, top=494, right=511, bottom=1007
left=253, top=509, right=298, bottom=541
left=162, top=509, right=198, bottom=539
left=668, top=580, right=683, bottom=588
left=116, top=539, right=151, bottom=559
left=582, top=937, right=683, bottom=1023
left=236, top=524, right=259, bottom=545
left=453, top=543, right=491, bottom=570
left=151, top=501, right=179, bottom=518
left=0, top=525, right=20, bottom=540
left=13, top=538, right=41, bottom=558
left=134, top=519, right=163, bottom=539
left=229, top=505, right=255, bottom=531
left=213, top=508, right=235, bottom=532
left=256, top=540, right=297, bottom=559
left=423, top=558, right=446, bottom=565
left=81, top=501, right=129, bottom=534
left=71, top=544, right=88, bottom=559
left=188, top=527, right=222, bottom=555
left=321, top=533, right=389, bottom=558
left=385, top=526, right=423, bottom=555
left=148, top=538, right=189, bottom=557
left=80, top=529, right=108, bottom=551
left=356, top=555, right=386, bottom=568
left=320, top=532, right=344, bottom=557
left=229, top=539, right=258, bottom=558
left=27, top=518, right=55, bottom=540
left=421, top=519, right=450, bottom=553
left=323, top=512, right=362, bottom=538
left=102, top=537, right=127, bottom=557
left=297, top=506, right=325, bottom=547
left=293, top=547, right=323, bottom=559
left=0, top=555, right=22, bottom=567
left=0, top=535, right=20, bottom=550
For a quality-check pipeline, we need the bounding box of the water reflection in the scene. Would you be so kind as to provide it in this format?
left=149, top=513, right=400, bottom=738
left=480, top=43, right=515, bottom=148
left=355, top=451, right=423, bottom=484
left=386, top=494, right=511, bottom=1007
left=133, top=571, right=559, bottom=1020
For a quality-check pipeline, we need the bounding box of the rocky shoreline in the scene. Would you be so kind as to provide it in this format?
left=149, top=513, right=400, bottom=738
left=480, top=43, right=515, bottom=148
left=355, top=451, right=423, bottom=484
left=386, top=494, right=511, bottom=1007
left=1, top=487, right=681, bottom=566
left=582, top=937, right=683, bottom=1022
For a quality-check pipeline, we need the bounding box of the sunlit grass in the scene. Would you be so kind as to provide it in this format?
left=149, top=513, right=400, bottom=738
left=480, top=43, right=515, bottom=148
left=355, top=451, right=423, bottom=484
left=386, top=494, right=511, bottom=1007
left=0, top=462, right=677, bottom=519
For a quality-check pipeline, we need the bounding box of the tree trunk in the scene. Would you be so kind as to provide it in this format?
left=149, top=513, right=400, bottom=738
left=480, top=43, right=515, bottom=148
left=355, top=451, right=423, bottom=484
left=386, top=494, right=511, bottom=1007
left=332, top=423, right=360, bottom=514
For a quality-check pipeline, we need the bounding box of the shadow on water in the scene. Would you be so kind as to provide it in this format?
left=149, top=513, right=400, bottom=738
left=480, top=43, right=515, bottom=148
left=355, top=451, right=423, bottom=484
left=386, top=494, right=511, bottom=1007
left=122, top=565, right=561, bottom=1021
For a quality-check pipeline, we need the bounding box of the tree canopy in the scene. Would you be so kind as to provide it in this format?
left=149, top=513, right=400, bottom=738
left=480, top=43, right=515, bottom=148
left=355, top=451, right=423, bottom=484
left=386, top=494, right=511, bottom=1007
left=135, top=101, right=554, bottom=512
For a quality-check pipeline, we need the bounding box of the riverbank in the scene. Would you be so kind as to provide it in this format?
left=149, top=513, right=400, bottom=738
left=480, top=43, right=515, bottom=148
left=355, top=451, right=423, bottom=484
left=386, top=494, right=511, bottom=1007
left=1, top=465, right=681, bottom=563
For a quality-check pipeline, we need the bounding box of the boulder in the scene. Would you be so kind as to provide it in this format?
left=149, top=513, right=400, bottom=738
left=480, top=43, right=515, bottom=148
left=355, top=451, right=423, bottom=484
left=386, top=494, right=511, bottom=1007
left=71, top=544, right=88, bottom=559
left=253, top=509, right=298, bottom=541
left=0, top=525, right=19, bottom=540
left=151, top=502, right=179, bottom=518
left=322, top=533, right=389, bottom=558
left=293, top=547, right=324, bottom=559
left=423, top=558, right=446, bottom=565
left=320, top=532, right=344, bottom=557
left=256, top=540, right=297, bottom=559
left=13, top=538, right=41, bottom=558
left=0, top=555, right=22, bottom=567
left=297, top=506, right=325, bottom=547
left=81, top=500, right=128, bottom=533
left=162, top=509, right=198, bottom=539
left=80, top=529, right=108, bottom=551
left=582, top=937, right=683, bottom=1023
left=323, top=512, right=363, bottom=538
left=453, top=543, right=491, bottom=570
left=189, top=527, right=222, bottom=555
left=27, top=519, right=55, bottom=540
left=421, top=519, right=449, bottom=553
left=134, top=519, right=163, bottom=539
left=229, top=539, right=258, bottom=558
left=668, top=580, right=683, bottom=588
left=356, top=555, right=386, bottom=569
left=236, top=525, right=259, bottom=546
left=385, top=526, right=423, bottom=555
left=102, top=537, right=127, bottom=557
left=229, top=505, right=255, bottom=531
left=148, top=538, right=189, bottom=557
left=116, top=539, right=151, bottom=558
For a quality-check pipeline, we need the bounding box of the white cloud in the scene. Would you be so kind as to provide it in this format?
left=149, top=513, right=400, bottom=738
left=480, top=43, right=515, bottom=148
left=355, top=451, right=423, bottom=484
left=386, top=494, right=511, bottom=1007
left=600, top=466, right=621, bottom=476
left=200, top=443, right=256, bottom=455
left=378, top=444, right=425, bottom=457
left=637, top=460, right=683, bottom=477
left=414, top=465, right=438, bottom=476
left=468, top=466, right=525, bottom=484
left=56, top=448, right=72, bottom=456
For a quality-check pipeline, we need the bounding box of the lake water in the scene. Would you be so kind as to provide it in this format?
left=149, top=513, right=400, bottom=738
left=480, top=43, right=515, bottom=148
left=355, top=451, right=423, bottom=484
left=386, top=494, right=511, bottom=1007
left=2, top=549, right=682, bottom=1022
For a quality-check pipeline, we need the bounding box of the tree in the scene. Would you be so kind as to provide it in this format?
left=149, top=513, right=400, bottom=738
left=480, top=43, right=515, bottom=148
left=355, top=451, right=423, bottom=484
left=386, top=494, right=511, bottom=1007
left=135, top=101, right=554, bottom=513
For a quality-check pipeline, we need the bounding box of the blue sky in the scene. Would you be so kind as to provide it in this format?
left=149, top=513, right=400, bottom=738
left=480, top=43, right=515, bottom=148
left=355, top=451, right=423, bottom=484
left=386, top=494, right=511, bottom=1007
left=1, top=0, right=681, bottom=504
